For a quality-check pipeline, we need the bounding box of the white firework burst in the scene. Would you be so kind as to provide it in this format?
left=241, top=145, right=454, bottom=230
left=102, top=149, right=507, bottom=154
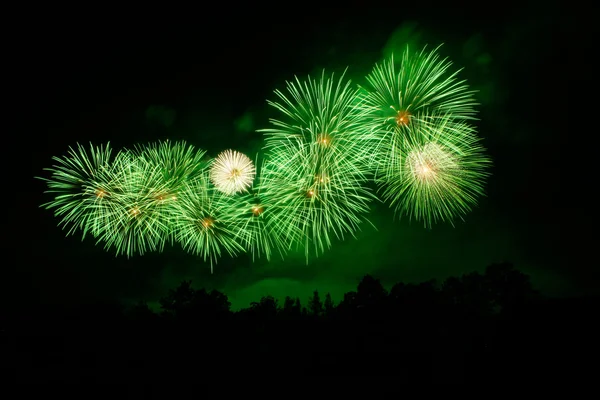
left=209, top=149, right=256, bottom=195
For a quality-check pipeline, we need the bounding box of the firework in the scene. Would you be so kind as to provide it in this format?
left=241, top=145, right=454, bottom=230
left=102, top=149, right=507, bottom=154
left=171, top=172, right=246, bottom=271
left=260, top=138, right=374, bottom=260
left=117, top=140, right=209, bottom=250
left=40, top=141, right=210, bottom=257
left=39, top=142, right=128, bottom=239
left=133, top=140, right=208, bottom=188
left=209, top=149, right=256, bottom=195
left=357, top=45, right=478, bottom=171
left=93, top=151, right=182, bottom=257
left=226, top=158, right=304, bottom=261
left=259, top=70, right=376, bottom=259
left=260, top=69, right=371, bottom=173
left=40, top=46, right=492, bottom=269
left=379, top=114, right=491, bottom=227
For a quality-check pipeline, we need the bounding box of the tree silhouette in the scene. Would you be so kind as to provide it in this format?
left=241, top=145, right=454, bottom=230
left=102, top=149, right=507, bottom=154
left=128, top=300, right=156, bottom=322
left=356, top=275, right=388, bottom=316
left=442, top=272, right=492, bottom=318
left=9, top=261, right=596, bottom=382
left=324, top=292, right=334, bottom=316
left=339, top=291, right=358, bottom=313
left=159, top=280, right=196, bottom=319
left=159, top=280, right=231, bottom=322
left=484, top=262, right=538, bottom=312
left=282, top=296, right=295, bottom=316
left=250, top=295, right=279, bottom=319
left=308, top=290, right=323, bottom=317
left=293, top=297, right=302, bottom=313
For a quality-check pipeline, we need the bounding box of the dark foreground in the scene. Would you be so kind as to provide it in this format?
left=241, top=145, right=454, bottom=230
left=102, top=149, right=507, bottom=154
left=2, top=264, right=598, bottom=382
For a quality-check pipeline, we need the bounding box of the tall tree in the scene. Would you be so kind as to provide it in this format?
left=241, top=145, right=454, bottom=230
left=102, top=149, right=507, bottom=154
left=293, top=297, right=303, bottom=316
left=250, top=295, right=279, bottom=319
left=308, top=290, right=323, bottom=317
left=357, top=275, right=388, bottom=308
left=283, top=296, right=295, bottom=315
left=324, top=292, right=335, bottom=316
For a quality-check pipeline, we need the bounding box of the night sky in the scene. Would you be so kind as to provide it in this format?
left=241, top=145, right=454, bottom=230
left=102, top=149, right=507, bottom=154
left=8, top=1, right=596, bottom=311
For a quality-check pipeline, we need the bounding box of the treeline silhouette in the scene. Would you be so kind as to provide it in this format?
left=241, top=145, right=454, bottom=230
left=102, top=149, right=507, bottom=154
left=1, top=262, right=598, bottom=382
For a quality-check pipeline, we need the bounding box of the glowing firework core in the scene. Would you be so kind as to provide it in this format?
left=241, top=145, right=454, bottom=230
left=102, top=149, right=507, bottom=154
left=210, top=150, right=256, bottom=195
left=396, top=110, right=411, bottom=126
left=251, top=205, right=264, bottom=216
left=317, top=133, right=331, bottom=146
left=407, top=143, right=457, bottom=182
left=155, top=192, right=176, bottom=202
left=200, top=217, right=214, bottom=229
left=315, top=173, right=329, bottom=184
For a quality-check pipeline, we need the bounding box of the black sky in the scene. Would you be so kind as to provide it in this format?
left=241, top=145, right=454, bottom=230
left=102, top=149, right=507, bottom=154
left=6, top=1, right=597, bottom=309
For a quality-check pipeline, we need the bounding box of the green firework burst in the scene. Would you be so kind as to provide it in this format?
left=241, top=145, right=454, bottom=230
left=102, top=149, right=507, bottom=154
left=379, top=114, right=491, bottom=227
left=260, top=139, right=374, bottom=260
left=357, top=45, right=478, bottom=168
left=92, top=151, right=182, bottom=257
left=226, top=158, right=304, bottom=262
left=171, top=173, right=245, bottom=271
left=120, top=140, right=209, bottom=250
left=259, top=70, right=376, bottom=259
left=39, top=45, right=494, bottom=270
left=39, top=142, right=128, bottom=239
left=133, top=139, right=208, bottom=188
left=260, top=69, right=372, bottom=173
